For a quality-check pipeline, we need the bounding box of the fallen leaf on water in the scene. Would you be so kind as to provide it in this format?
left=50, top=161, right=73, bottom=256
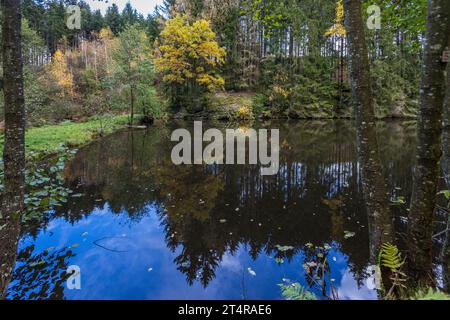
left=344, top=231, right=356, bottom=239
left=276, top=245, right=295, bottom=252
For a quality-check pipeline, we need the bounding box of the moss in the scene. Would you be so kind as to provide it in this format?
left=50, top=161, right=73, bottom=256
left=0, top=115, right=129, bottom=157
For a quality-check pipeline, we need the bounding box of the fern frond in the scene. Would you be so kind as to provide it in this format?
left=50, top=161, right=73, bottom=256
left=378, top=243, right=404, bottom=272
left=414, top=288, right=450, bottom=300
left=278, top=283, right=317, bottom=301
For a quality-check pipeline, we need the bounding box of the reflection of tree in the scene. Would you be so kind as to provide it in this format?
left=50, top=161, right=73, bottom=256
left=303, top=244, right=339, bottom=300
left=344, top=1, right=395, bottom=297
left=154, top=163, right=224, bottom=222
left=20, top=121, right=418, bottom=290
left=0, top=221, right=21, bottom=299
left=6, top=245, right=75, bottom=300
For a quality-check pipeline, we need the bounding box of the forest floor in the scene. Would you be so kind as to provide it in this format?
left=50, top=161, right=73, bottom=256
left=0, top=115, right=129, bottom=157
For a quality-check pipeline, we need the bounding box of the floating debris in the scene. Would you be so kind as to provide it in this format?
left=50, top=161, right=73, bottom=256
left=344, top=231, right=356, bottom=239
left=71, top=193, right=84, bottom=198
left=304, top=262, right=318, bottom=268
left=30, top=260, right=46, bottom=267
left=247, top=268, right=257, bottom=277
left=276, top=245, right=295, bottom=252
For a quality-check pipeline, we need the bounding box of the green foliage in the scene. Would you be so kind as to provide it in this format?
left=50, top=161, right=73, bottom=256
left=112, top=24, right=155, bottom=123
left=278, top=282, right=317, bottom=301
left=0, top=146, right=77, bottom=224
left=379, top=243, right=404, bottom=272
left=365, top=0, right=426, bottom=51
left=378, top=243, right=408, bottom=299
left=0, top=116, right=129, bottom=156
left=23, top=147, right=77, bottom=224
left=390, top=196, right=406, bottom=206
left=438, top=190, right=450, bottom=201
left=414, top=289, right=450, bottom=300
left=371, top=60, right=419, bottom=118
left=257, top=57, right=343, bottom=118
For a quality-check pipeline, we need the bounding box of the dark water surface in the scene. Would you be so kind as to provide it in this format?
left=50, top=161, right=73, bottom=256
left=7, top=120, right=450, bottom=300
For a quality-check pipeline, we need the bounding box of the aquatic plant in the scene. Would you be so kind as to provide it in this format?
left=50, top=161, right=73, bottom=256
left=23, top=146, right=78, bottom=223
left=0, top=145, right=78, bottom=224
left=278, top=282, right=317, bottom=301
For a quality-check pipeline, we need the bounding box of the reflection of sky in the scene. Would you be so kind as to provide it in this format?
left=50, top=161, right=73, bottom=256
left=12, top=203, right=377, bottom=300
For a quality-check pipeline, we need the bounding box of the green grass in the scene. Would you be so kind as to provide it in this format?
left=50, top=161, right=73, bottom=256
left=0, top=115, right=129, bottom=156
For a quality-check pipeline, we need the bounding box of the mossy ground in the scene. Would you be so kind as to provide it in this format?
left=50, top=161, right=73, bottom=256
left=0, top=115, right=130, bottom=157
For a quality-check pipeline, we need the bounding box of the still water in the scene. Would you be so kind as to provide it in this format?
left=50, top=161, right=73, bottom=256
left=6, top=120, right=450, bottom=300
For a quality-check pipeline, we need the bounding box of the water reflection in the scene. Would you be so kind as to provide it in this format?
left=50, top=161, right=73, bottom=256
left=7, top=120, right=448, bottom=300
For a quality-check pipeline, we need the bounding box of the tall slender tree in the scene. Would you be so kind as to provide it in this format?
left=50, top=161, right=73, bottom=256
left=0, top=0, right=25, bottom=298
left=343, top=0, right=393, bottom=290
left=407, top=0, right=450, bottom=286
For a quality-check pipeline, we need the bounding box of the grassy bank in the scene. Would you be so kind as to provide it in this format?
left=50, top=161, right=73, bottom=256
left=0, top=115, right=130, bottom=156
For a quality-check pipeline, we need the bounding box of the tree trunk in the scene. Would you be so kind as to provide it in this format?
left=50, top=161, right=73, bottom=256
left=0, top=0, right=25, bottom=299
left=407, top=0, right=450, bottom=286
left=444, top=52, right=450, bottom=131
left=130, top=85, right=134, bottom=126
left=441, top=41, right=450, bottom=292
left=343, top=0, right=393, bottom=283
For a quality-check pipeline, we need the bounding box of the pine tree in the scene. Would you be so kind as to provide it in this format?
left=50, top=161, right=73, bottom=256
left=105, top=3, right=123, bottom=35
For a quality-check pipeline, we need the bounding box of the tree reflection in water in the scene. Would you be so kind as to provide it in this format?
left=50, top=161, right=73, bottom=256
left=6, top=245, right=75, bottom=300
left=7, top=120, right=450, bottom=299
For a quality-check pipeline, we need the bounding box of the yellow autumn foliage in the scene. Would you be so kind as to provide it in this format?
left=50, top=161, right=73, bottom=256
left=325, top=0, right=346, bottom=37
left=155, top=14, right=226, bottom=91
left=47, top=50, right=74, bottom=96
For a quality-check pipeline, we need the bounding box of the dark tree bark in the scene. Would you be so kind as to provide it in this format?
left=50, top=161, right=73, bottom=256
left=444, top=50, right=450, bottom=132
left=442, top=125, right=450, bottom=291
left=343, top=0, right=393, bottom=274
left=441, top=42, right=450, bottom=292
left=407, top=0, right=450, bottom=286
left=0, top=0, right=25, bottom=299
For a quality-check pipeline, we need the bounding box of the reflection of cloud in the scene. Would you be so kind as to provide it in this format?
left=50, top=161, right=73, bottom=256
left=221, top=253, right=242, bottom=273
left=337, top=268, right=378, bottom=300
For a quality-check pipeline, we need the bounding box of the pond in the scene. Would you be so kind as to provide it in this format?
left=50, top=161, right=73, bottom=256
left=6, top=120, right=450, bottom=300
